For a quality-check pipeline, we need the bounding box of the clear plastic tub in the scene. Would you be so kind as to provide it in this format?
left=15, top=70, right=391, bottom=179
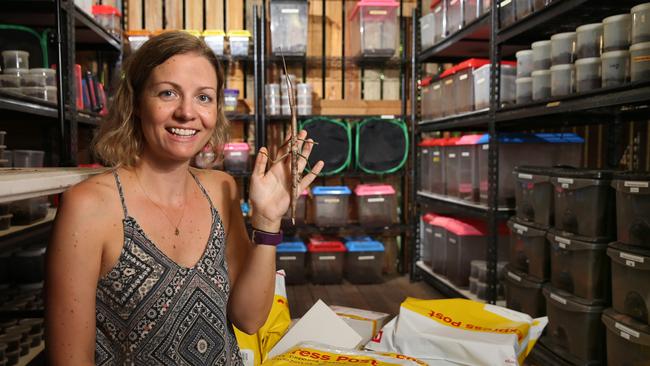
left=550, top=64, right=575, bottom=97
left=499, top=0, right=515, bottom=29
left=464, top=0, right=480, bottom=26
left=454, top=59, right=490, bottom=114
left=632, top=3, right=650, bottom=44
left=476, top=260, right=507, bottom=282
left=631, top=42, right=650, bottom=82
left=202, top=30, right=225, bottom=56
left=266, top=95, right=281, bottom=107
left=265, top=83, right=280, bottom=97
left=531, top=69, right=551, bottom=100
left=420, top=76, right=434, bottom=119
left=9, top=197, right=49, bottom=225
left=349, top=0, right=399, bottom=58
left=548, top=229, right=610, bottom=302
left=276, top=240, right=307, bottom=284
left=92, top=5, right=121, bottom=36
left=12, top=150, right=44, bottom=167
left=28, top=68, right=56, bottom=87
left=476, top=281, right=505, bottom=301
left=603, top=14, right=632, bottom=52
left=420, top=13, right=435, bottom=49
left=224, top=89, right=239, bottom=112
left=456, top=134, right=483, bottom=202
left=0, top=75, right=20, bottom=88
left=576, top=23, right=603, bottom=59
left=21, top=74, right=46, bottom=87
left=515, top=0, right=532, bottom=21
left=308, top=239, right=346, bottom=284
left=440, top=66, right=457, bottom=116
left=543, top=286, right=606, bottom=365
left=551, top=32, right=577, bottom=66
left=532, top=40, right=552, bottom=71
left=431, top=0, right=446, bottom=43
left=608, top=242, right=650, bottom=325
left=513, top=166, right=554, bottom=227
left=312, top=186, right=351, bottom=227
left=613, top=173, right=650, bottom=246
left=516, top=77, right=533, bottom=104
left=223, top=142, right=249, bottom=172
left=297, top=105, right=312, bottom=115
left=431, top=80, right=443, bottom=119
left=431, top=137, right=453, bottom=194
left=418, top=139, right=432, bottom=192
left=227, top=30, right=251, bottom=56
left=344, top=241, right=384, bottom=284
left=445, top=144, right=461, bottom=198
left=21, top=86, right=57, bottom=102
left=10, top=245, right=46, bottom=284
left=266, top=105, right=281, bottom=116
left=602, top=50, right=630, bottom=87
left=516, top=49, right=533, bottom=77
left=126, top=30, right=150, bottom=53
left=355, top=184, right=396, bottom=227
left=508, top=218, right=549, bottom=281
left=575, top=57, right=601, bottom=92
left=2, top=51, right=29, bottom=70
left=505, top=266, right=546, bottom=317
left=270, top=0, right=308, bottom=56
left=447, top=0, right=463, bottom=35
left=551, top=168, right=615, bottom=240
left=472, top=63, right=516, bottom=110
left=421, top=213, right=436, bottom=266
left=603, top=308, right=650, bottom=366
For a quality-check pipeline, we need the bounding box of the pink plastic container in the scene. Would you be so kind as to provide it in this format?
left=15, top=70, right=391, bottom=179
left=223, top=142, right=250, bottom=172
left=355, top=184, right=397, bottom=227
left=430, top=215, right=453, bottom=275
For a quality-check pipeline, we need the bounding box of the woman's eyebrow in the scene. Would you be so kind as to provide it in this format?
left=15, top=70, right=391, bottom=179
left=152, top=81, right=216, bottom=92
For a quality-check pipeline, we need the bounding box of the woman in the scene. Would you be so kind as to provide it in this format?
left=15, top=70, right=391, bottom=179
left=45, top=31, right=323, bottom=365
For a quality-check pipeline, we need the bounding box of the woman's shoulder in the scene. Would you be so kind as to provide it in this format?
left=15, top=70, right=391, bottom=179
left=58, top=169, right=121, bottom=220
left=191, top=168, right=239, bottom=202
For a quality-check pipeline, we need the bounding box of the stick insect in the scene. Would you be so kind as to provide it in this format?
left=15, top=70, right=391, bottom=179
left=261, top=52, right=318, bottom=225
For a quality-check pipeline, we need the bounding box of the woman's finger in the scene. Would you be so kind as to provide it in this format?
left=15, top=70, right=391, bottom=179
left=299, top=160, right=324, bottom=192
left=297, top=138, right=315, bottom=173
left=253, top=147, right=269, bottom=179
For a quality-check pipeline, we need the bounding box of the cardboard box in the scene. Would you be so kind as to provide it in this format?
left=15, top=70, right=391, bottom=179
left=330, top=305, right=391, bottom=345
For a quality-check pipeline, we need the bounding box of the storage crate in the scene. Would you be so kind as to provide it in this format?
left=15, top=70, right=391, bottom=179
left=608, top=242, right=650, bottom=325
left=312, top=186, right=351, bottom=227
left=513, top=166, right=554, bottom=227
left=348, top=0, right=400, bottom=58
left=612, top=172, right=650, bottom=247
left=505, top=266, right=546, bottom=318
left=223, top=143, right=250, bottom=172
left=455, top=134, right=483, bottom=202
left=308, top=239, right=346, bottom=284
left=602, top=308, right=650, bottom=366
left=270, top=0, right=308, bottom=55
left=276, top=240, right=307, bottom=284
left=345, top=240, right=385, bottom=283
left=507, top=217, right=549, bottom=281
left=354, top=184, right=396, bottom=227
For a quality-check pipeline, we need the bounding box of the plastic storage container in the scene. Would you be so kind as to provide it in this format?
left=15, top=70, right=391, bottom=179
left=21, top=86, right=57, bottom=102
left=602, top=50, right=630, bottom=87
left=472, top=62, right=516, bottom=109
left=445, top=218, right=487, bottom=287
left=499, top=0, right=515, bottom=29
left=513, top=166, right=554, bottom=227
left=550, top=64, right=575, bottom=97
left=505, top=266, right=546, bottom=317
left=421, top=213, right=437, bottom=267
left=270, top=0, right=308, bottom=55
left=532, top=0, right=549, bottom=11
left=0, top=214, right=11, bottom=230
left=515, top=77, right=532, bottom=104
left=431, top=216, right=453, bottom=275
left=282, top=189, right=308, bottom=227
left=551, top=169, right=615, bottom=240
left=551, top=32, right=577, bottom=66
left=516, top=49, right=533, bottom=77
left=532, top=40, right=552, bottom=70
left=202, top=30, right=226, bottom=56
left=631, top=42, right=650, bottom=82
left=10, top=245, right=46, bottom=284
left=456, top=134, right=483, bottom=202
left=418, top=139, right=433, bottom=192
left=312, top=186, right=351, bottom=227
left=445, top=142, right=461, bottom=198
left=548, top=229, right=610, bottom=302
left=126, top=30, right=150, bottom=53
left=2, top=51, right=29, bottom=70
left=9, top=197, right=49, bottom=225
left=431, top=138, right=453, bottom=195
left=354, top=184, right=396, bottom=227
left=576, top=23, right=603, bottom=59
left=92, top=5, right=121, bottom=36
left=464, top=0, right=480, bottom=26
left=308, top=239, right=346, bottom=284
left=632, top=3, right=650, bottom=44
left=440, top=66, right=457, bottom=116
left=447, top=0, right=463, bottom=35
left=602, top=308, right=650, bottom=366
left=29, top=69, right=56, bottom=87
left=476, top=281, right=505, bottom=301
left=348, top=0, right=400, bottom=58
left=0, top=75, right=19, bottom=88
left=345, top=241, right=385, bottom=284
left=276, top=240, right=307, bottom=284
left=613, top=172, right=650, bottom=246
left=454, top=59, right=491, bottom=114
left=476, top=260, right=507, bottom=282
left=224, top=89, right=239, bottom=112
left=543, top=286, right=606, bottom=365
left=608, top=242, right=650, bottom=325
left=21, top=74, right=46, bottom=88
left=420, top=13, right=435, bottom=49
left=508, top=218, right=549, bottom=281
left=575, top=57, right=601, bottom=92
left=223, top=142, right=249, bottom=172
left=531, top=69, right=551, bottom=100
left=420, top=77, right=434, bottom=119
left=12, top=150, right=44, bottom=167
left=515, top=0, right=532, bottom=21
left=431, top=0, right=446, bottom=43
left=227, top=30, right=251, bottom=56
left=603, top=14, right=632, bottom=52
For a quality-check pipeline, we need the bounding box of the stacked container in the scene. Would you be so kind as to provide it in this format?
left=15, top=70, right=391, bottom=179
left=92, top=5, right=121, bottom=37
left=430, top=215, right=453, bottom=275
left=308, top=237, right=346, bottom=284
left=420, top=76, right=434, bottom=119
left=431, top=0, right=446, bottom=44
left=281, top=189, right=308, bottom=227
left=265, top=83, right=281, bottom=116
left=513, top=166, right=555, bottom=227
left=296, top=83, right=312, bottom=115
left=575, top=23, right=603, bottom=92
left=270, top=0, right=308, bottom=56
left=354, top=184, right=397, bottom=227
left=418, top=138, right=434, bottom=192
left=202, top=30, right=226, bottom=56
left=312, top=186, right=351, bottom=227
left=602, top=14, right=632, bottom=87
left=228, top=30, right=251, bottom=56
left=348, top=0, right=400, bottom=58
left=505, top=265, right=546, bottom=317
left=223, top=143, right=250, bottom=172
left=440, top=66, right=457, bottom=117
left=420, top=12, right=436, bottom=50
left=454, top=59, right=490, bottom=114
left=421, top=213, right=438, bottom=267
left=631, top=4, right=650, bottom=82
left=276, top=239, right=307, bottom=284
left=344, top=240, right=385, bottom=283
left=455, top=134, right=483, bottom=202
left=472, top=61, right=516, bottom=110
left=507, top=218, right=549, bottom=281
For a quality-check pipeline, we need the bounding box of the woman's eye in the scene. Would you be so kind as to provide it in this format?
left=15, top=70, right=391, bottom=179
left=159, top=90, right=176, bottom=98
left=197, top=94, right=213, bottom=103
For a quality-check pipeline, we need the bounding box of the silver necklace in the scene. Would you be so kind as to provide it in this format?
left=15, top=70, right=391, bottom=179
left=134, top=170, right=187, bottom=236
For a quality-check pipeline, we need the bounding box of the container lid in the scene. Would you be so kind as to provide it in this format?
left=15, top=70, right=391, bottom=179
left=444, top=218, right=486, bottom=236
left=516, top=49, right=533, bottom=57
left=550, top=32, right=576, bottom=40
left=423, top=213, right=438, bottom=224
left=203, top=29, right=226, bottom=36
left=550, top=167, right=615, bottom=180
left=535, top=132, right=584, bottom=144
left=15, top=245, right=46, bottom=257
left=224, top=142, right=249, bottom=151
left=630, top=42, right=650, bottom=52
left=92, top=4, right=121, bottom=16
left=442, top=137, right=461, bottom=146
left=613, top=171, right=650, bottom=181
left=418, top=138, right=437, bottom=147
left=343, top=235, right=373, bottom=242
left=516, top=77, right=533, bottom=83
left=531, top=69, right=552, bottom=76
left=440, top=65, right=458, bottom=78
left=543, top=285, right=606, bottom=310
left=576, top=23, right=603, bottom=32
left=546, top=228, right=611, bottom=248
left=420, top=76, right=433, bottom=87
left=312, top=186, right=352, bottom=195
left=531, top=40, right=551, bottom=47
left=29, top=68, right=55, bottom=75
left=607, top=242, right=650, bottom=270
left=602, top=308, right=650, bottom=346
left=126, top=30, right=151, bottom=36
left=308, top=241, right=346, bottom=252
left=476, top=133, right=544, bottom=145
left=455, top=134, right=485, bottom=146
left=227, top=30, right=252, bottom=38
left=430, top=215, right=453, bottom=228
left=349, top=0, right=400, bottom=20
left=354, top=184, right=395, bottom=196
left=345, top=241, right=385, bottom=252
left=455, top=58, right=491, bottom=73
left=513, top=165, right=555, bottom=176
left=504, top=265, right=545, bottom=288
left=632, top=3, right=650, bottom=12
left=277, top=241, right=307, bottom=253
left=602, top=50, right=631, bottom=58
left=224, top=88, right=240, bottom=95
left=603, top=13, right=632, bottom=23
left=430, top=0, right=442, bottom=9
left=507, top=217, right=547, bottom=237
left=501, top=61, right=517, bottom=67
left=550, top=64, right=576, bottom=71
left=575, top=57, right=602, bottom=65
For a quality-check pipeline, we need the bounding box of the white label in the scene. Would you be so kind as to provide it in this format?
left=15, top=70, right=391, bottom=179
left=433, top=151, right=440, bottom=157
left=518, top=173, right=533, bottom=180
left=616, top=322, right=640, bottom=338
left=381, top=114, right=394, bottom=119
left=558, top=178, right=574, bottom=184
left=434, top=6, right=442, bottom=13
left=559, top=243, right=567, bottom=249
left=626, top=260, right=636, bottom=267
left=323, top=198, right=340, bottom=203
left=425, top=228, right=433, bottom=233
left=461, top=152, right=470, bottom=157
left=422, top=23, right=430, bottom=30
left=449, top=153, right=457, bottom=158
left=279, top=256, right=297, bottom=261
left=239, top=349, right=255, bottom=366
left=550, top=293, right=567, bottom=305
left=621, top=332, right=631, bottom=340
left=449, top=238, right=457, bottom=244
left=319, top=256, right=336, bottom=261
left=445, top=79, right=453, bottom=85
left=230, top=151, right=243, bottom=156
left=513, top=223, right=528, bottom=232
left=369, top=10, right=388, bottom=15
left=501, top=0, right=512, bottom=5
left=433, top=84, right=441, bottom=90
left=556, top=236, right=571, bottom=245
left=631, top=187, right=640, bottom=193
left=621, top=252, right=645, bottom=264
left=368, top=197, right=385, bottom=203
left=434, top=233, right=442, bottom=238
left=281, top=8, right=299, bottom=13
left=507, top=272, right=522, bottom=282
left=625, top=181, right=648, bottom=188
left=482, top=145, right=489, bottom=150
left=358, top=255, right=375, bottom=261
left=459, top=74, right=468, bottom=81
left=477, top=78, right=486, bottom=85
left=422, top=149, right=428, bottom=153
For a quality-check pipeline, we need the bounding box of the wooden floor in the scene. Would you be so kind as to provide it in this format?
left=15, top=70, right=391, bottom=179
left=286, top=274, right=444, bottom=318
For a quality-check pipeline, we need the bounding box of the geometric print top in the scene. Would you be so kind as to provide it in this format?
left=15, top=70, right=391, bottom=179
left=95, top=171, right=243, bottom=365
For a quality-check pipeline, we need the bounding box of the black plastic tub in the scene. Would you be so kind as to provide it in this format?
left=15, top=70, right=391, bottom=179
left=602, top=308, right=650, bottom=366
left=513, top=166, right=554, bottom=228
left=608, top=242, right=650, bottom=325
left=612, top=172, right=650, bottom=247
left=508, top=217, right=549, bottom=281
left=505, top=265, right=546, bottom=318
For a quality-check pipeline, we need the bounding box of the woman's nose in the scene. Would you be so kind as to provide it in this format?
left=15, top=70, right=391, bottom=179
left=174, top=97, right=196, bottom=121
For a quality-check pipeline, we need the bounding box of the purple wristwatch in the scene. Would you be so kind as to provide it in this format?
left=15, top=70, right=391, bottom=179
left=251, top=228, right=283, bottom=246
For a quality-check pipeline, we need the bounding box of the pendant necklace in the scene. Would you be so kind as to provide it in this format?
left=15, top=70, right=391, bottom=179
left=134, top=169, right=187, bottom=236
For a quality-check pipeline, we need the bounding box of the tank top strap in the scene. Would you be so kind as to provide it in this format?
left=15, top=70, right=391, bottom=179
left=112, top=170, right=129, bottom=219
left=189, top=171, right=216, bottom=211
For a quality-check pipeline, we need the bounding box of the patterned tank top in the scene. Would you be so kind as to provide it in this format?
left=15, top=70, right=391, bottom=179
left=95, top=170, right=243, bottom=365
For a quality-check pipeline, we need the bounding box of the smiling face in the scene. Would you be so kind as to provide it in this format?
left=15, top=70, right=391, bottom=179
left=136, top=52, right=219, bottom=165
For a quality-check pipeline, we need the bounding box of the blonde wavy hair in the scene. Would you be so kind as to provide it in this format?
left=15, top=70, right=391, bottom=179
left=93, top=30, right=229, bottom=167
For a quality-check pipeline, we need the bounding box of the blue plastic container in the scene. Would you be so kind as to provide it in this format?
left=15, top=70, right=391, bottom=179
left=312, top=186, right=351, bottom=227
left=276, top=239, right=307, bottom=284
left=345, top=241, right=385, bottom=284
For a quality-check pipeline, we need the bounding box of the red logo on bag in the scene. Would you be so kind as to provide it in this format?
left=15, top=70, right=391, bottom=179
left=371, top=330, right=383, bottom=343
